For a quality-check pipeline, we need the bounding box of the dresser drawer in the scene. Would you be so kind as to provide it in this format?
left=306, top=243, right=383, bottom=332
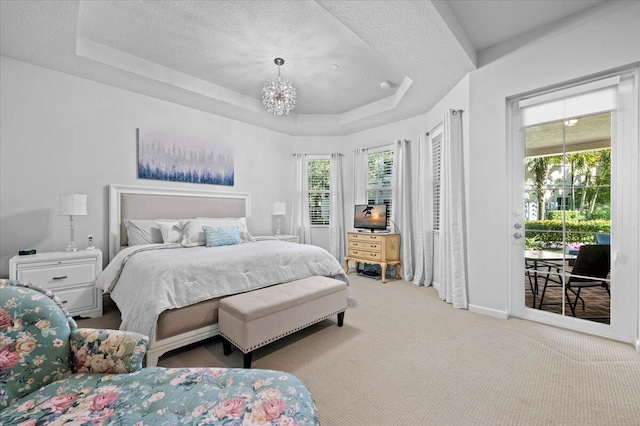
left=17, top=263, right=96, bottom=290
left=55, top=286, right=98, bottom=314
left=349, top=233, right=383, bottom=243
left=349, top=241, right=381, bottom=251
left=348, top=249, right=381, bottom=260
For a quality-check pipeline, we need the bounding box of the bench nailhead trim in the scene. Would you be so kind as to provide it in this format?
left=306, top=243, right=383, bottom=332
left=220, top=309, right=346, bottom=353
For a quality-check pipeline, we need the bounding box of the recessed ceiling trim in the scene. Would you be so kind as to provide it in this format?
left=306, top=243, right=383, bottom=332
left=76, top=36, right=265, bottom=114
left=339, top=76, right=413, bottom=125
left=76, top=35, right=413, bottom=126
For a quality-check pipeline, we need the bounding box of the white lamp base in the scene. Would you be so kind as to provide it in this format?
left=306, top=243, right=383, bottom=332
left=65, top=215, right=78, bottom=252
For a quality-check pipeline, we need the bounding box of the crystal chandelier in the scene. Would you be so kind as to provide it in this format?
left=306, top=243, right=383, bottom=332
left=262, top=58, right=297, bottom=116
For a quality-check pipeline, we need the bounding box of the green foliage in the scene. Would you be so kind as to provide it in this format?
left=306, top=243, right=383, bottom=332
left=525, top=219, right=611, bottom=246
left=524, top=234, right=543, bottom=250
left=367, top=150, right=393, bottom=188
left=546, top=210, right=585, bottom=221
left=590, top=205, right=611, bottom=220
left=308, top=159, right=330, bottom=190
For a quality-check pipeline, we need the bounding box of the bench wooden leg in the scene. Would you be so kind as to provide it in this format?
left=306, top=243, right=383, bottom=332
left=337, top=311, right=345, bottom=327
left=243, top=351, right=253, bottom=369
left=222, top=339, right=232, bottom=356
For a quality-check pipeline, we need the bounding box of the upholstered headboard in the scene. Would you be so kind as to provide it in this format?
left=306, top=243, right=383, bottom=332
left=108, top=184, right=251, bottom=261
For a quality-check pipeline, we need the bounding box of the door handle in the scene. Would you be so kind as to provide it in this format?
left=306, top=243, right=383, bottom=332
left=513, top=232, right=522, bottom=239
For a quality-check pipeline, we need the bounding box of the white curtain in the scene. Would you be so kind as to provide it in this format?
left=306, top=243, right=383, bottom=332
left=412, top=132, right=434, bottom=286
left=290, top=153, right=311, bottom=244
left=352, top=148, right=367, bottom=205
left=438, top=110, right=468, bottom=308
left=329, top=153, right=346, bottom=261
left=392, top=139, right=413, bottom=281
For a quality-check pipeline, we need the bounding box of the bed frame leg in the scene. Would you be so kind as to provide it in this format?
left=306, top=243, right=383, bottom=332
left=337, top=311, right=345, bottom=327
left=243, top=352, right=253, bottom=369
left=222, top=339, right=232, bottom=356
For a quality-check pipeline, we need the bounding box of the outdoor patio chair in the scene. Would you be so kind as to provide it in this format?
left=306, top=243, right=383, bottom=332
left=564, top=244, right=611, bottom=317
left=594, top=232, right=611, bottom=245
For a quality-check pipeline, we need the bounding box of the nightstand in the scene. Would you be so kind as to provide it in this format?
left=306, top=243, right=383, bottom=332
left=253, top=235, right=299, bottom=243
left=9, top=249, right=103, bottom=318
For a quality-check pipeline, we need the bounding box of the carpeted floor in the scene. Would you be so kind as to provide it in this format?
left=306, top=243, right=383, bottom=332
left=78, top=274, right=640, bottom=425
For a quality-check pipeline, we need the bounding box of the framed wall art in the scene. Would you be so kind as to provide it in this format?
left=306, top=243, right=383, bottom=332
left=137, top=128, right=234, bottom=186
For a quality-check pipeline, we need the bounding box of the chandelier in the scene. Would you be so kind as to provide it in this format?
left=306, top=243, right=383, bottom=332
left=262, top=58, right=297, bottom=116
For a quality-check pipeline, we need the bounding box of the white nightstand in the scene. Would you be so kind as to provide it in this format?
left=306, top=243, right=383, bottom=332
left=253, top=235, right=299, bottom=243
left=9, top=249, right=103, bottom=318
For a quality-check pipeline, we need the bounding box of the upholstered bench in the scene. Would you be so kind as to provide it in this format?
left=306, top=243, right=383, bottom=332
left=219, top=276, right=348, bottom=368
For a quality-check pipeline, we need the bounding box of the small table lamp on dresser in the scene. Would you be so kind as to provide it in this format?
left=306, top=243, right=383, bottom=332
left=57, top=193, right=87, bottom=252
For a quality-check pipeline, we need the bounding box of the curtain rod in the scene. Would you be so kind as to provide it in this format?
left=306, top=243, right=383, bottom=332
left=291, top=153, right=343, bottom=156
left=357, top=141, right=397, bottom=151
left=426, top=109, right=464, bottom=136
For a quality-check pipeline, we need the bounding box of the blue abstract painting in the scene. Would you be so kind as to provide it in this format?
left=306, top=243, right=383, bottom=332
left=137, top=129, right=234, bottom=186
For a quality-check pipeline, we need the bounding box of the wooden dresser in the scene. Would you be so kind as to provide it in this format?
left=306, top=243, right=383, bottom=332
left=344, top=232, right=401, bottom=283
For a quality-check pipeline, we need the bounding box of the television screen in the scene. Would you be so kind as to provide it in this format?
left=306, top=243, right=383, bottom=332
left=354, top=204, right=388, bottom=231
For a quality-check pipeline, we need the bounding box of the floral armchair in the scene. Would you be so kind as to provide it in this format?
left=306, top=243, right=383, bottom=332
left=1, top=280, right=319, bottom=425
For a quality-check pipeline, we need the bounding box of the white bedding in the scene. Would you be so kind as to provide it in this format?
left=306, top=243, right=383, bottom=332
left=96, top=241, right=348, bottom=338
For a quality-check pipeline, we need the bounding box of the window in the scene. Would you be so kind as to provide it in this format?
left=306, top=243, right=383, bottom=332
left=308, top=158, right=330, bottom=225
left=366, top=149, right=393, bottom=226
left=432, top=135, right=442, bottom=231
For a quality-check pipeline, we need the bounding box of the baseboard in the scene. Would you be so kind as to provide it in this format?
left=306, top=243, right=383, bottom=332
left=468, top=304, right=509, bottom=320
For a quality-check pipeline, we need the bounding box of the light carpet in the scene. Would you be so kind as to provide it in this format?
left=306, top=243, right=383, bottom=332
left=78, top=274, right=640, bottom=425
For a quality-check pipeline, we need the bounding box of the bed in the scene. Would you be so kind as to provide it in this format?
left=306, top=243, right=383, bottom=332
left=100, top=184, right=348, bottom=366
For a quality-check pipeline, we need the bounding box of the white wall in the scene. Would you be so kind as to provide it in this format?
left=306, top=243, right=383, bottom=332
left=293, top=75, right=470, bottom=274
left=0, top=57, right=295, bottom=276
left=466, top=1, right=640, bottom=315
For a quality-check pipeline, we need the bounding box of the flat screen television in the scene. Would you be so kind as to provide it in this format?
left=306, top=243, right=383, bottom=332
left=354, top=204, right=388, bottom=232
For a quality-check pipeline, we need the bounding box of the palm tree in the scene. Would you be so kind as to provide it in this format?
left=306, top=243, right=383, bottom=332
left=527, top=157, right=550, bottom=220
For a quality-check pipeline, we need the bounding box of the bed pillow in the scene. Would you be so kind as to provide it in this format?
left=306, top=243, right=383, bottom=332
left=196, top=217, right=250, bottom=241
left=181, top=217, right=250, bottom=246
left=203, top=225, right=241, bottom=247
left=156, top=220, right=186, bottom=243
left=123, top=219, right=164, bottom=245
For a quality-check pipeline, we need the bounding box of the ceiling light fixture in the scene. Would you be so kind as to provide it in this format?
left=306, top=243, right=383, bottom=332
left=262, top=58, right=297, bottom=116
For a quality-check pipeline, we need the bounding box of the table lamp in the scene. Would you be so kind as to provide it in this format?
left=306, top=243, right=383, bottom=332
left=272, top=202, right=286, bottom=237
left=57, top=194, right=87, bottom=252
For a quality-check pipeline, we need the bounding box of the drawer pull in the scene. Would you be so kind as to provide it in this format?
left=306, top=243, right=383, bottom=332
left=52, top=276, right=68, bottom=280
left=61, top=300, right=68, bottom=304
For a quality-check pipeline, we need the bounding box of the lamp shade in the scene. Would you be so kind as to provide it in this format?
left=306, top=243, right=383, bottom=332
left=272, top=202, right=286, bottom=216
left=57, top=194, right=87, bottom=216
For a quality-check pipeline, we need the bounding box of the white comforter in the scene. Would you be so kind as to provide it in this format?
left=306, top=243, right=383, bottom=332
left=95, top=241, right=348, bottom=338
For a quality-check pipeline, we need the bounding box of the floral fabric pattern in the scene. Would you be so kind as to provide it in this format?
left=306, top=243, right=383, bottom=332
left=70, top=328, right=148, bottom=374
left=1, top=279, right=75, bottom=409
left=1, top=367, right=319, bottom=425
left=1, top=280, right=319, bottom=425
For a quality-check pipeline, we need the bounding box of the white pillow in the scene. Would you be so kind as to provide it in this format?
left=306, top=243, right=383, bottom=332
left=158, top=220, right=186, bottom=243
left=182, top=218, right=250, bottom=247
left=123, top=219, right=164, bottom=245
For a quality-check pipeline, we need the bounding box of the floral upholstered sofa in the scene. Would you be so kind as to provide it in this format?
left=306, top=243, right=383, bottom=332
left=0, top=279, right=318, bottom=425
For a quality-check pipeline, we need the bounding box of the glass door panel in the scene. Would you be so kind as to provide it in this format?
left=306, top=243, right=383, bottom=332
left=523, top=112, right=612, bottom=323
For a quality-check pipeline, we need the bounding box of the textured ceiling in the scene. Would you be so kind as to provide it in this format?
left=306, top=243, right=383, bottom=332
left=0, top=1, right=608, bottom=136
left=446, top=0, right=608, bottom=51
